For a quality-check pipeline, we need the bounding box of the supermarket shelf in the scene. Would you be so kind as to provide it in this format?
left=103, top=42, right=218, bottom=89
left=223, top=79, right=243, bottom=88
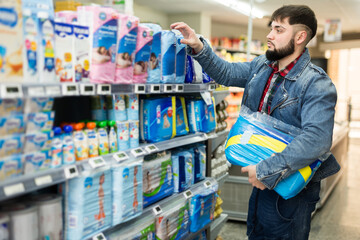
left=0, top=83, right=216, bottom=99
left=0, top=132, right=209, bottom=201
left=223, top=209, right=248, bottom=222
left=213, top=90, right=230, bottom=105
left=207, top=130, right=229, bottom=153
left=215, top=47, right=263, bottom=56
left=209, top=214, right=229, bottom=240
left=216, top=173, right=229, bottom=188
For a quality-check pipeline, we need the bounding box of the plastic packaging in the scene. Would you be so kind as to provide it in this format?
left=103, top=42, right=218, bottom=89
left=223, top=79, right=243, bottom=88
left=50, top=127, right=62, bottom=168
left=175, top=97, right=189, bottom=137
left=172, top=150, right=193, bottom=192
left=116, top=121, right=129, bottom=151
left=133, top=25, right=152, bottom=84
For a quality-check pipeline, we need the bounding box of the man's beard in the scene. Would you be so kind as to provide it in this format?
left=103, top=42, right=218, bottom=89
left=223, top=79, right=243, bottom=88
left=266, top=38, right=295, bottom=61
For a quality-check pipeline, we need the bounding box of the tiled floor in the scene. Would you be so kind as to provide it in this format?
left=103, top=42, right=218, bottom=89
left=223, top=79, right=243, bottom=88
left=218, top=138, right=360, bottom=240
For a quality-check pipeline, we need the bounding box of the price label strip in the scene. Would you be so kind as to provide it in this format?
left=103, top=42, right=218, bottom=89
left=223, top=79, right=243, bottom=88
left=80, top=84, right=95, bottom=95
left=97, top=84, right=111, bottom=95
left=64, top=165, right=79, bottom=179
left=1, top=84, right=23, bottom=98
left=28, top=86, right=45, bottom=97
left=134, top=84, right=146, bottom=94
left=163, top=84, right=173, bottom=93
left=62, top=84, right=79, bottom=96
left=204, top=180, right=212, bottom=188
left=183, top=190, right=193, bottom=199
left=88, top=157, right=107, bottom=169
left=175, top=84, right=184, bottom=92
left=150, top=84, right=161, bottom=93
left=113, top=151, right=129, bottom=162
left=152, top=205, right=163, bottom=215
left=45, top=85, right=61, bottom=96
left=34, top=175, right=53, bottom=186
left=4, top=183, right=25, bottom=197
left=145, top=144, right=158, bottom=154
left=92, top=233, right=106, bottom=240
left=131, top=148, right=146, bottom=157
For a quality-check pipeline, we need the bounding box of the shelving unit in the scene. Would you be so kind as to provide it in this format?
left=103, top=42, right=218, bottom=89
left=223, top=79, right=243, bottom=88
left=214, top=47, right=262, bottom=56
left=209, top=214, right=229, bottom=240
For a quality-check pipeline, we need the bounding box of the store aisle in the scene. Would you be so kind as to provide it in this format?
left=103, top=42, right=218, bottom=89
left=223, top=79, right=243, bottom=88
left=219, top=138, right=360, bottom=240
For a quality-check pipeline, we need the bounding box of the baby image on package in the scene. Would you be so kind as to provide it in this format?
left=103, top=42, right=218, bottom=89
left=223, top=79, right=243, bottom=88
left=186, top=98, right=216, bottom=134
left=175, top=97, right=189, bottom=137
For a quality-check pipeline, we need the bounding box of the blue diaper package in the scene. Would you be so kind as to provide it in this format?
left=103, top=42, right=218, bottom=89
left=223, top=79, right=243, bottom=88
left=143, top=151, right=174, bottom=207
left=186, top=98, right=216, bottom=133
left=0, top=99, right=24, bottom=116
left=26, top=111, right=55, bottom=134
left=0, top=154, right=23, bottom=181
left=160, top=30, right=176, bottom=83
left=173, top=30, right=186, bottom=83
left=64, top=166, right=112, bottom=239
left=23, top=149, right=51, bottom=174
left=126, top=94, right=139, bottom=121
left=193, top=144, right=206, bottom=183
left=155, top=199, right=190, bottom=240
left=176, top=97, right=189, bottom=137
left=24, top=97, right=54, bottom=113
left=202, top=70, right=213, bottom=83
left=0, top=115, right=25, bottom=136
left=24, top=131, right=53, bottom=153
left=172, top=150, right=193, bottom=192
left=225, top=106, right=324, bottom=200
left=185, top=55, right=195, bottom=83
left=112, top=160, right=143, bottom=226
left=140, top=97, right=176, bottom=143
left=141, top=23, right=162, bottom=84
left=0, top=134, right=24, bottom=158
left=190, top=187, right=217, bottom=233
left=107, top=95, right=127, bottom=122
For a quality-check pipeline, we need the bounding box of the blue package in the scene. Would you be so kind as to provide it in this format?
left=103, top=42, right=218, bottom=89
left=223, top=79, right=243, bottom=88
left=0, top=115, right=25, bottom=136
left=202, top=70, right=212, bottom=83
left=0, top=154, right=23, bottom=181
left=24, top=131, right=53, bottom=153
left=116, top=121, right=129, bottom=151
left=186, top=98, right=216, bottom=133
left=26, top=111, right=55, bottom=134
left=141, top=97, right=176, bottom=143
left=143, top=152, right=174, bottom=207
left=24, top=97, right=54, bottom=113
left=193, top=144, right=206, bottom=183
left=129, top=120, right=139, bottom=148
left=160, top=30, right=176, bottom=83
left=112, top=160, right=143, bottom=226
left=155, top=199, right=190, bottom=240
left=172, top=151, right=193, bottom=192
left=141, top=23, right=162, bottom=84
left=64, top=166, right=112, bottom=239
left=176, top=97, right=189, bottom=137
left=0, top=134, right=24, bottom=158
left=190, top=188, right=217, bottom=233
left=185, top=55, right=195, bottom=83
left=173, top=30, right=187, bottom=83
left=0, top=99, right=24, bottom=116
left=91, top=96, right=107, bottom=122
left=23, top=149, right=51, bottom=174
left=126, top=94, right=139, bottom=121
left=107, top=95, right=127, bottom=121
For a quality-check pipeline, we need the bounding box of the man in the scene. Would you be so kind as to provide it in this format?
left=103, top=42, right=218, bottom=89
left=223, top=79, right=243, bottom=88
left=171, top=5, right=340, bottom=240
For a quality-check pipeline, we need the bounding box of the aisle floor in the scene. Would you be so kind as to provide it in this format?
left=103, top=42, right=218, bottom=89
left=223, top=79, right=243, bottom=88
left=219, top=138, right=360, bottom=240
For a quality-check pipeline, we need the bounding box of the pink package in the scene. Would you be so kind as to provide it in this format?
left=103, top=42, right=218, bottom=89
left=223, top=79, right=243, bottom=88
left=55, top=11, right=77, bottom=23
left=78, top=6, right=118, bottom=83
left=133, top=26, right=153, bottom=84
left=114, top=14, right=139, bottom=84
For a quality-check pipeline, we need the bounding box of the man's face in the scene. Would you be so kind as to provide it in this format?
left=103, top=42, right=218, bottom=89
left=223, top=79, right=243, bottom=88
left=266, top=18, right=296, bottom=61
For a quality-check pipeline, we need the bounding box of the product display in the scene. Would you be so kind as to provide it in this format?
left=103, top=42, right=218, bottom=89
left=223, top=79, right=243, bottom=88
left=187, top=98, right=216, bottom=134
left=172, top=150, right=193, bottom=192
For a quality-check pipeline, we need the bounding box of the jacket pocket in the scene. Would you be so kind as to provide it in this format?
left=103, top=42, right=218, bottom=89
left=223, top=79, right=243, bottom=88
left=279, top=97, right=299, bottom=109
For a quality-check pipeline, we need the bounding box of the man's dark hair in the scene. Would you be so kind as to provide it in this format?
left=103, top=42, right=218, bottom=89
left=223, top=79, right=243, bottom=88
left=271, top=5, right=317, bottom=40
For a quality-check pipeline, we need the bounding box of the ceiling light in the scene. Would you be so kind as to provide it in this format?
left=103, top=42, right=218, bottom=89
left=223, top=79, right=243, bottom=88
left=212, top=0, right=264, bottom=19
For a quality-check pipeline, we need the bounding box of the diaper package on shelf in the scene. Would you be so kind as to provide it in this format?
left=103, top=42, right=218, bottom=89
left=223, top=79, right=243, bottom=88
left=126, top=94, right=139, bottom=121
left=172, top=150, right=193, bottom=192
left=225, top=105, right=324, bottom=199
left=107, top=95, right=127, bottom=121
left=173, top=30, right=187, bottom=83
left=64, top=165, right=112, bottom=239
left=0, top=99, right=24, bottom=116
left=25, top=111, right=55, bottom=134
left=24, top=97, right=54, bottom=114
left=116, top=121, right=129, bottom=151
left=115, top=14, right=138, bottom=84
left=24, top=131, right=53, bottom=153
left=23, top=149, right=52, bottom=174
left=23, top=9, right=39, bottom=83
left=140, top=96, right=176, bottom=143
left=112, top=160, right=143, bottom=226
left=0, top=115, right=25, bottom=136
left=140, top=23, right=162, bottom=84
left=192, top=144, right=206, bottom=183
left=133, top=25, right=152, bottom=84
left=189, top=183, right=218, bottom=233
left=0, top=134, right=24, bottom=158
left=160, top=30, right=176, bottom=83
left=175, top=97, right=189, bottom=137
left=143, top=151, right=174, bottom=207
left=107, top=214, right=155, bottom=240
left=73, top=24, right=90, bottom=82
left=155, top=198, right=190, bottom=240
left=0, top=154, right=23, bottom=181
left=186, top=98, right=216, bottom=133
left=185, top=55, right=195, bottom=83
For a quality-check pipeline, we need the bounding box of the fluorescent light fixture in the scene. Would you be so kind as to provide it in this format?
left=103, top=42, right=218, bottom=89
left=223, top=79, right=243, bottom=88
left=212, top=0, right=264, bottom=19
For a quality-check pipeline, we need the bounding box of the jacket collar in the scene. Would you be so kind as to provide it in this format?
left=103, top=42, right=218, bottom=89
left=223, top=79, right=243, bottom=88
left=263, top=48, right=311, bottom=81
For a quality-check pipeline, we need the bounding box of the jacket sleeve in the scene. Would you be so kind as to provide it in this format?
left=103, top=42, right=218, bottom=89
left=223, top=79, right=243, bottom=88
left=187, top=37, right=257, bottom=88
left=255, top=74, right=337, bottom=189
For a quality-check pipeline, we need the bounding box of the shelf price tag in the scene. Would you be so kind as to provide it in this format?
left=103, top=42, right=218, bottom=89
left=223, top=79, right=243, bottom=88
left=45, top=85, right=61, bottom=96
left=28, top=86, right=45, bottom=97
left=92, top=233, right=106, bottom=240
left=208, top=84, right=216, bottom=91
left=183, top=190, right=193, bottom=199
left=204, top=180, right=212, bottom=188
left=1, top=84, right=23, bottom=98
left=163, top=84, right=173, bottom=93
left=35, top=175, right=53, bottom=186
left=62, top=84, right=79, bottom=96
left=88, top=157, right=106, bottom=169
left=175, top=84, right=184, bottom=92
left=152, top=205, right=163, bottom=215
left=64, top=165, right=79, bottom=179
left=145, top=144, right=158, bottom=154
left=131, top=148, right=146, bottom=157
left=134, top=84, right=146, bottom=94
left=80, top=84, right=95, bottom=95
left=97, top=84, right=111, bottom=95
left=113, top=151, right=129, bottom=162
left=4, top=183, right=25, bottom=197
left=150, top=84, right=161, bottom=93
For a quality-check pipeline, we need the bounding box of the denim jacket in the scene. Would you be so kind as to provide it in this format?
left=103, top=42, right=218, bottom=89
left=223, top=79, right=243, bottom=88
left=188, top=38, right=340, bottom=189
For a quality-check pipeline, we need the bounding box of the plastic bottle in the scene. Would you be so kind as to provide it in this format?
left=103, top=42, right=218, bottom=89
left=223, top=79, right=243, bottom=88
left=62, top=125, right=76, bottom=165
left=108, top=120, right=118, bottom=153
left=73, top=123, right=89, bottom=161
left=97, top=121, right=109, bottom=155
left=86, top=122, right=99, bottom=158
left=51, top=127, right=63, bottom=168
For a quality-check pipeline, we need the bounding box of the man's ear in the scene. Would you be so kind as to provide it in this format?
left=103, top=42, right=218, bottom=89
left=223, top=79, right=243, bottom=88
left=296, top=31, right=308, bottom=45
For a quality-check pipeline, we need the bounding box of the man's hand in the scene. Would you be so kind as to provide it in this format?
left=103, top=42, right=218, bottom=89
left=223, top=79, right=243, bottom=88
left=242, top=165, right=266, bottom=190
left=170, top=22, right=204, bottom=53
